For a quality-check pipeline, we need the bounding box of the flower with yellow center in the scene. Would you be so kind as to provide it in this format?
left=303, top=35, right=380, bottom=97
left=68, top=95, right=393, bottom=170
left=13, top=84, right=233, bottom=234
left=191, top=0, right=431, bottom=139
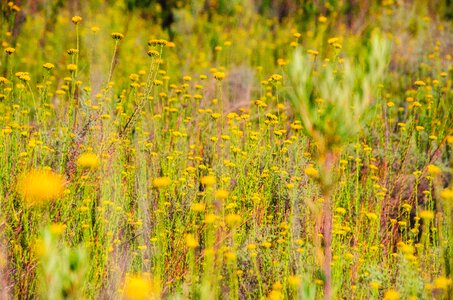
left=204, top=214, right=217, bottom=224
left=17, top=169, right=65, bottom=206
left=366, top=212, right=378, bottom=221
left=419, top=210, right=434, bottom=220
left=304, top=164, right=319, bottom=178
left=201, top=175, right=216, bottom=186
left=111, top=32, right=124, bottom=40
left=440, top=188, right=453, bottom=200
left=185, top=234, right=198, bottom=249
left=434, top=276, right=452, bottom=290
left=191, top=203, right=206, bottom=212
left=427, top=164, right=441, bottom=176
left=123, top=274, right=159, bottom=300
left=67, top=64, right=77, bottom=72
left=50, top=223, right=66, bottom=236
left=307, top=49, right=319, bottom=56
left=225, top=214, right=241, bottom=227
left=43, top=63, right=55, bottom=70
left=152, top=177, right=171, bottom=188
left=71, top=16, right=82, bottom=24
left=214, top=189, right=228, bottom=200
left=288, top=275, right=300, bottom=287
left=148, top=39, right=168, bottom=46
left=15, top=72, right=30, bottom=81
left=5, top=47, right=15, bottom=55
left=147, top=50, right=159, bottom=57
left=318, top=15, right=327, bottom=23
left=77, top=152, right=100, bottom=169
left=214, top=72, right=225, bottom=80
left=383, top=289, right=400, bottom=300
left=268, top=290, right=283, bottom=300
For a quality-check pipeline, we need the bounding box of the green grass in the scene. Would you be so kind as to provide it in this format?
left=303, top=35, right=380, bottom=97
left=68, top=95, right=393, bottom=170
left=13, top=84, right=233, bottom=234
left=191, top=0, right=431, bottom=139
left=0, top=1, right=452, bottom=299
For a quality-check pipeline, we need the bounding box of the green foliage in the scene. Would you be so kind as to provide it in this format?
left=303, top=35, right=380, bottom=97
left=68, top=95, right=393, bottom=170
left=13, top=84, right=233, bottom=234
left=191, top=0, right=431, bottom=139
left=0, top=1, right=452, bottom=299
left=287, top=31, right=391, bottom=152
left=38, top=226, right=88, bottom=300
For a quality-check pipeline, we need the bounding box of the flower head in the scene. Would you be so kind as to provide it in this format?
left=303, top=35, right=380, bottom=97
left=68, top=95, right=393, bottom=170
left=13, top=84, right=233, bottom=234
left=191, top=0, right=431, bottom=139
left=71, top=16, right=82, bottom=24
left=77, top=152, right=100, bottom=169
left=111, top=32, right=124, bottom=40
left=67, top=64, right=77, bottom=72
left=201, top=175, right=216, bottom=186
left=152, top=177, right=171, bottom=188
left=5, top=47, right=15, bottom=55
left=383, top=289, right=400, bottom=300
left=214, top=189, right=229, bottom=200
left=17, top=169, right=65, bottom=206
left=214, top=72, right=225, bottom=80
left=304, top=164, right=319, bottom=178
left=43, top=63, right=55, bottom=70
left=123, top=274, right=159, bottom=300
left=427, top=164, right=441, bottom=176
left=185, top=234, right=199, bottom=248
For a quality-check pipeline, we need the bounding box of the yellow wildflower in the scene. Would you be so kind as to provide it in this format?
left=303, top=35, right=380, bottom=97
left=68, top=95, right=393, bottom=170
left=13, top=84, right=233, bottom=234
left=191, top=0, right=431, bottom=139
left=419, top=210, right=434, bottom=220
left=185, top=234, right=198, bottom=249
left=427, top=164, right=441, bottom=176
left=383, top=289, right=400, bottom=300
left=434, top=276, right=452, bottom=290
left=71, top=16, right=82, bottom=24
left=111, top=32, right=124, bottom=40
left=201, top=175, right=216, bottom=186
left=304, top=164, right=319, bottom=178
left=77, top=152, right=100, bottom=169
left=17, top=169, right=65, bottom=206
left=214, top=189, right=229, bottom=200
left=123, top=274, right=159, bottom=300
left=152, top=177, right=172, bottom=188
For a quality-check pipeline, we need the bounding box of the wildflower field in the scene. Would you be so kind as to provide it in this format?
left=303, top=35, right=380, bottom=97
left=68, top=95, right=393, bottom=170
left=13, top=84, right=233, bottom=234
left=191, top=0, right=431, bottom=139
left=0, top=0, right=452, bottom=299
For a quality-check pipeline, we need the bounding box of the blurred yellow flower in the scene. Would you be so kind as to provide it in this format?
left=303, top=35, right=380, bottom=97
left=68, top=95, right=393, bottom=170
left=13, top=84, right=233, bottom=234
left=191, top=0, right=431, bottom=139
left=5, top=47, right=15, bottom=54
left=50, top=223, right=66, bottom=235
left=434, top=276, right=452, bottom=290
left=440, top=188, right=453, bottom=200
left=419, top=210, right=434, bottom=220
left=123, top=274, right=159, bottom=300
left=268, top=290, right=283, bottom=300
left=201, top=175, right=216, bottom=186
left=318, top=15, right=327, bottom=23
left=383, top=289, right=400, bottom=300
left=304, top=165, right=319, bottom=178
left=71, top=16, right=82, bottom=24
left=214, top=189, right=229, bottom=200
left=152, top=177, right=171, bottom=188
left=366, top=212, right=378, bottom=221
left=185, top=234, right=198, bottom=249
left=214, top=72, right=225, bottom=80
left=111, top=32, right=124, bottom=40
left=43, top=63, right=55, bottom=70
left=191, top=203, right=206, bottom=212
left=17, top=169, right=65, bottom=206
left=67, top=64, right=77, bottom=72
left=77, top=152, right=100, bottom=169
left=427, top=164, right=441, bottom=176
left=288, top=275, right=300, bottom=287
left=225, top=214, right=241, bottom=227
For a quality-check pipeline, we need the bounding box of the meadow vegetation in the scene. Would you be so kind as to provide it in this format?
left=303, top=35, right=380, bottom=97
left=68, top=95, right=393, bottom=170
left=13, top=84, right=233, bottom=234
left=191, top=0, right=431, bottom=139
left=0, top=0, right=452, bottom=299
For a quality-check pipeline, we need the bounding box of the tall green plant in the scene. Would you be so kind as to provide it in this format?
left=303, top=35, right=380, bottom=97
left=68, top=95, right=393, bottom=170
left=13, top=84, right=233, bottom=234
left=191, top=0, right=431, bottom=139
left=287, top=30, right=391, bottom=299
